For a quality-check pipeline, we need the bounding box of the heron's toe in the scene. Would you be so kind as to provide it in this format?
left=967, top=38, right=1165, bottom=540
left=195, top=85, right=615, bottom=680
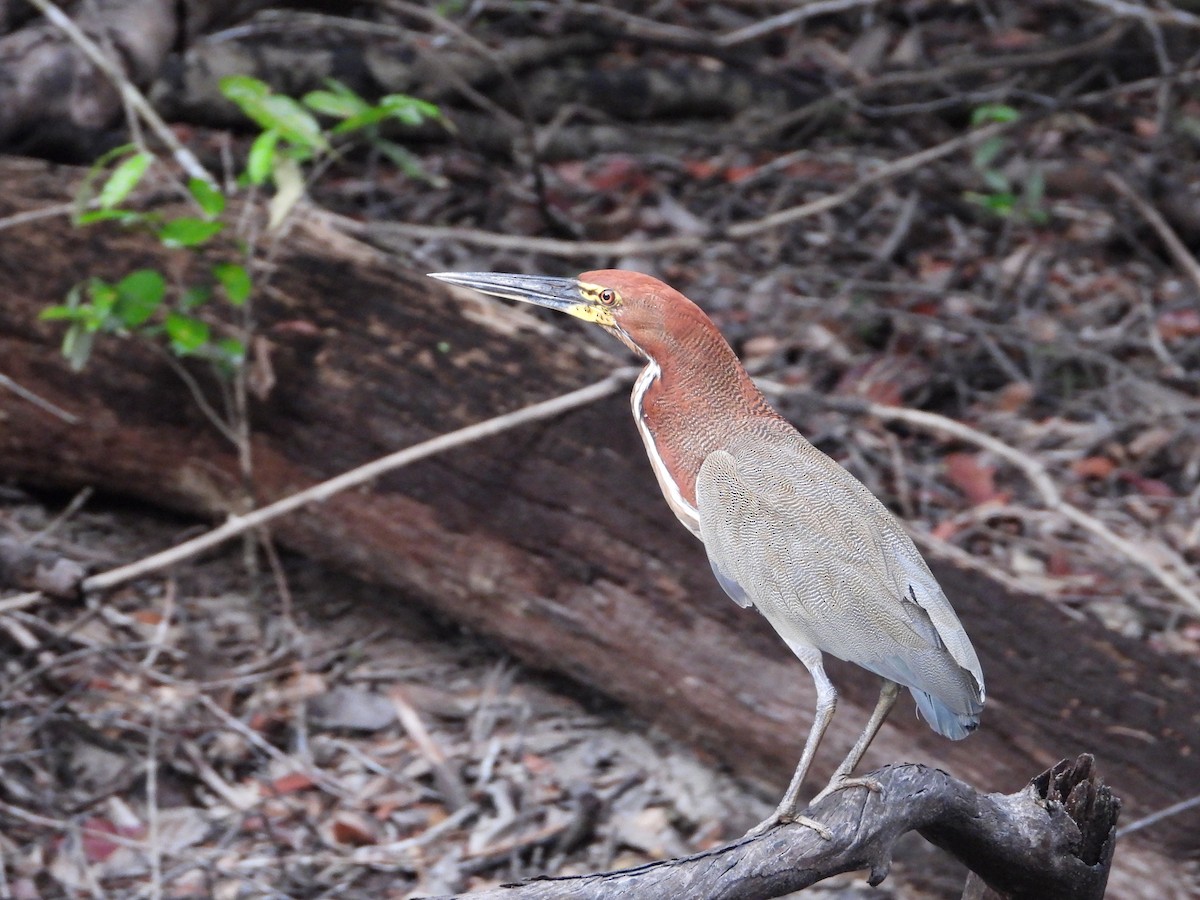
left=742, top=811, right=833, bottom=841
left=810, top=774, right=884, bottom=806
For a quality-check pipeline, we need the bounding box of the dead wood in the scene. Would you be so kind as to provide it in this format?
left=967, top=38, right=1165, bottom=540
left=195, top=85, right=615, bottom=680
left=0, top=157, right=1197, bottom=896
left=435, top=756, right=1117, bottom=900
left=0, top=0, right=279, bottom=155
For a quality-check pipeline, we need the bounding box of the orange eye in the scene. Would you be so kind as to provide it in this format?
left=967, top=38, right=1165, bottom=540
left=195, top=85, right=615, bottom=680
left=599, top=289, right=616, bottom=306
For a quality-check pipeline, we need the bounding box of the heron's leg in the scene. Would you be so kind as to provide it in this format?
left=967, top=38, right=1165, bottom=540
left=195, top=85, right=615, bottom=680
left=744, top=647, right=837, bottom=840
left=811, top=679, right=900, bottom=804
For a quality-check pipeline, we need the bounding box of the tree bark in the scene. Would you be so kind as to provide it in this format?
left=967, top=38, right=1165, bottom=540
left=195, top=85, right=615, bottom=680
left=0, top=158, right=1196, bottom=897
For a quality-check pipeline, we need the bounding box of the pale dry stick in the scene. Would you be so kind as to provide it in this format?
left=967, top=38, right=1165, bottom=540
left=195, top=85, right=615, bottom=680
left=81, top=370, right=636, bottom=595
left=146, top=710, right=163, bottom=900
left=193, top=693, right=352, bottom=800
left=512, top=0, right=710, bottom=46
left=716, top=0, right=881, bottom=47
left=1117, top=792, right=1200, bottom=837
left=390, top=686, right=471, bottom=811
left=363, top=214, right=672, bottom=258
left=139, top=578, right=175, bottom=671
left=0, top=591, right=43, bottom=615
left=0, top=202, right=77, bottom=233
left=1105, top=171, right=1200, bottom=297
left=365, top=121, right=1014, bottom=257
left=0, top=800, right=156, bottom=853
left=762, top=378, right=1200, bottom=616
left=725, top=122, right=1011, bottom=240
left=1080, top=0, right=1200, bottom=28
left=29, top=487, right=93, bottom=546
left=0, top=373, right=80, bottom=424
left=24, top=0, right=215, bottom=187
left=179, top=742, right=256, bottom=810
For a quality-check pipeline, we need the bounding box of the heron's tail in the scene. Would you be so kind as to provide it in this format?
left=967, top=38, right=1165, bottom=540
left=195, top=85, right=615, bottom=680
left=912, top=688, right=980, bottom=741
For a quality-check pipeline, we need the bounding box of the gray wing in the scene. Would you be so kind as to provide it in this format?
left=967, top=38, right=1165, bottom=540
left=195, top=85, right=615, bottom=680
left=697, top=433, right=984, bottom=738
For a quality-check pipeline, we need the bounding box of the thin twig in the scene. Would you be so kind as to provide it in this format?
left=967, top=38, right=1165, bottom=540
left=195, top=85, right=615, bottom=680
left=725, top=122, right=1011, bottom=240
left=716, top=0, right=882, bottom=47
left=1105, top=171, right=1200, bottom=297
left=146, top=708, right=163, bottom=900
left=0, top=373, right=80, bottom=424
left=80, top=369, right=637, bottom=595
left=0, top=202, right=77, bottom=233
left=23, top=0, right=214, bottom=186
left=0, top=592, right=42, bottom=615
left=1117, top=792, right=1200, bottom=837
left=1079, top=0, right=1200, bottom=28
left=28, top=487, right=93, bottom=547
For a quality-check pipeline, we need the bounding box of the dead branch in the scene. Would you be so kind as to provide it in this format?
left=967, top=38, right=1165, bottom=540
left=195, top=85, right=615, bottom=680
left=436, top=756, right=1117, bottom=900
left=1105, top=171, right=1200, bottom=297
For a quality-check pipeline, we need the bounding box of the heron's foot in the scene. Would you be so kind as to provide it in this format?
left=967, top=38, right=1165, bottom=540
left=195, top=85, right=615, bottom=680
left=809, top=773, right=884, bottom=806
left=743, top=810, right=833, bottom=841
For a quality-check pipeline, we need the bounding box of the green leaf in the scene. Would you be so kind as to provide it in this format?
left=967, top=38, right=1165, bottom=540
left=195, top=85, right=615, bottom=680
left=259, top=94, right=326, bottom=149
left=40, top=304, right=86, bottom=322
left=74, top=143, right=137, bottom=219
left=114, top=269, right=166, bottom=326
left=330, top=106, right=390, bottom=134
left=165, top=312, right=211, bottom=354
left=219, top=75, right=271, bottom=105
left=98, top=152, right=152, bottom=209
left=180, top=284, right=212, bottom=310
left=75, top=208, right=147, bottom=225
left=323, top=78, right=362, bottom=99
left=971, top=103, right=1019, bottom=126
left=188, top=177, right=226, bottom=217
left=159, top=217, right=225, bottom=248
left=978, top=192, right=1017, bottom=216
left=246, top=130, right=279, bottom=185
left=86, top=278, right=118, bottom=319
left=212, top=262, right=252, bottom=305
left=91, top=143, right=141, bottom=169
left=380, top=94, right=441, bottom=125
left=267, top=156, right=305, bottom=232
left=221, top=74, right=327, bottom=150
left=303, top=89, right=369, bottom=119
left=216, top=336, right=246, bottom=365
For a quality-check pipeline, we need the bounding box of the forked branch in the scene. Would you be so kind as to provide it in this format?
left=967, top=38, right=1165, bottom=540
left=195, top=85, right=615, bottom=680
left=437, top=756, right=1117, bottom=900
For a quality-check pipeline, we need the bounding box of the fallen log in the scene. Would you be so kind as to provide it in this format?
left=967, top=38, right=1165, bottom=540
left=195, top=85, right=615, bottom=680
left=0, top=157, right=1196, bottom=897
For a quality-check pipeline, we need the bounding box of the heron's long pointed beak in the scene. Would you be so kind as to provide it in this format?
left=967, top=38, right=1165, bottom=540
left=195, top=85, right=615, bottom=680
left=428, top=272, right=582, bottom=313
left=428, top=271, right=617, bottom=326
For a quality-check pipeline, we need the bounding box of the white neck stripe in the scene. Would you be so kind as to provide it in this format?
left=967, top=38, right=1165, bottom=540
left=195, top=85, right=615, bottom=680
left=631, top=362, right=701, bottom=536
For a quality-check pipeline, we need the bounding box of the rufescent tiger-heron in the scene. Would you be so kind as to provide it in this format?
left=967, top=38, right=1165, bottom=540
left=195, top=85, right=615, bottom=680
left=428, top=269, right=985, bottom=836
